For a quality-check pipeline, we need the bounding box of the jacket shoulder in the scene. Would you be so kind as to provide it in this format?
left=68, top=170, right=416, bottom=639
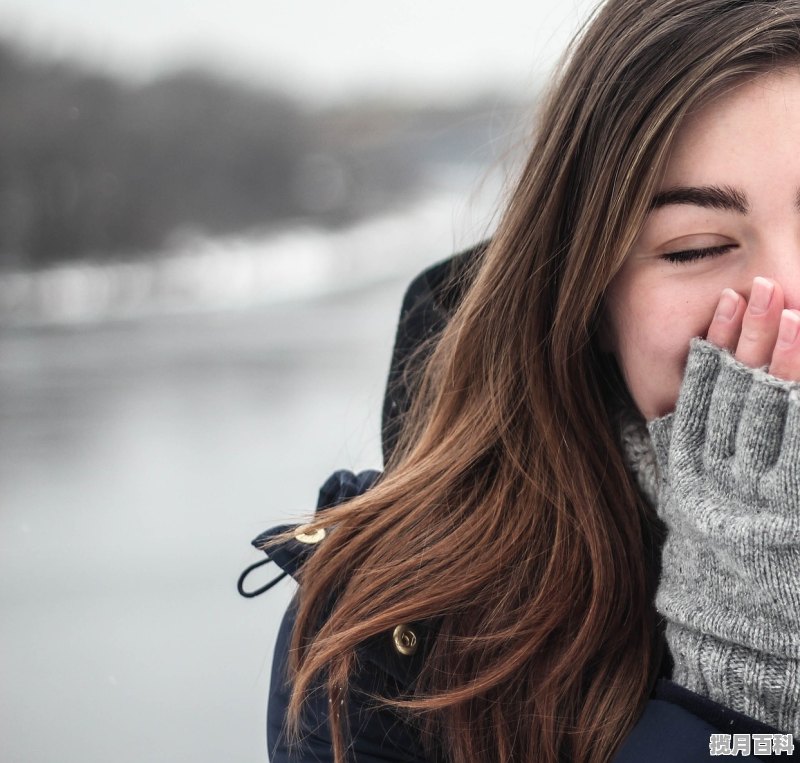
left=613, top=680, right=796, bottom=762
left=244, top=466, right=433, bottom=689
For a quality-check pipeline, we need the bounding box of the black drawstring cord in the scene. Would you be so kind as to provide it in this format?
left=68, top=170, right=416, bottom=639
left=237, top=557, right=289, bottom=598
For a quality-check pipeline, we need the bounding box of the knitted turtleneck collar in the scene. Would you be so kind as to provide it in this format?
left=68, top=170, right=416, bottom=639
left=613, top=402, right=661, bottom=510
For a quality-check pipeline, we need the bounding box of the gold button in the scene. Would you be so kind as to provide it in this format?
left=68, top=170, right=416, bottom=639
left=295, top=525, right=326, bottom=544
left=392, top=624, right=418, bottom=656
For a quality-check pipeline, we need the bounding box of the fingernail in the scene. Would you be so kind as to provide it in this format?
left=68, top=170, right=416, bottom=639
left=749, top=277, right=774, bottom=315
left=777, top=309, right=800, bottom=347
left=714, top=288, right=739, bottom=321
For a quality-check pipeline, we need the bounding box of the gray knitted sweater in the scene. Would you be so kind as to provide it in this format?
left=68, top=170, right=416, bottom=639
left=617, top=337, right=800, bottom=735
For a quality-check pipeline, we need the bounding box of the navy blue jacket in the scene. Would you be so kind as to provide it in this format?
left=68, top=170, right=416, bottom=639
left=240, top=247, right=797, bottom=761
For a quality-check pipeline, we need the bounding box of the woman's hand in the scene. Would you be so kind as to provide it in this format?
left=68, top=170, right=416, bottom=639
left=706, top=276, right=800, bottom=381
left=645, top=330, right=800, bottom=733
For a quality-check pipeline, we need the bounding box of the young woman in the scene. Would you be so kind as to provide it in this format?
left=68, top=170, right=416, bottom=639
left=245, top=0, right=800, bottom=760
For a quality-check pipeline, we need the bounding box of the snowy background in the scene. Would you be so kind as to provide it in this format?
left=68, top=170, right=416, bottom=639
left=0, top=1, right=596, bottom=761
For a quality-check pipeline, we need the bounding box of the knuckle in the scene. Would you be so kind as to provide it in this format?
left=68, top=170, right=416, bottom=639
left=739, top=324, right=770, bottom=344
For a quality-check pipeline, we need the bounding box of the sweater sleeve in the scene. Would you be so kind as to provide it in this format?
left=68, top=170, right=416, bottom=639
left=646, top=338, right=800, bottom=735
left=268, top=597, right=436, bottom=763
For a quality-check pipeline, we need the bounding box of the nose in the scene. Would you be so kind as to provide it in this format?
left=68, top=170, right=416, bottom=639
left=750, top=247, right=800, bottom=311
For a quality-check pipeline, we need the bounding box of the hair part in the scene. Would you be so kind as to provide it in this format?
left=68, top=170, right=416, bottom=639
left=283, top=2, right=800, bottom=761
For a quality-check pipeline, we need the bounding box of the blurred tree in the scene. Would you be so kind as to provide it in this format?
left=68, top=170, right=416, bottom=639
left=0, top=39, right=525, bottom=269
left=0, top=43, right=311, bottom=268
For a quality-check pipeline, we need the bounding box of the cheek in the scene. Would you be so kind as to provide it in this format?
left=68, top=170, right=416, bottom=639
left=608, top=284, right=715, bottom=420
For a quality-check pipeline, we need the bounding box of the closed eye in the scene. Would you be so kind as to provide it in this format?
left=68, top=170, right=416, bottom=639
left=660, top=244, right=737, bottom=264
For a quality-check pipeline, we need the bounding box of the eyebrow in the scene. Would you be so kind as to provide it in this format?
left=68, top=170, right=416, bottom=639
left=650, top=184, right=749, bottom=214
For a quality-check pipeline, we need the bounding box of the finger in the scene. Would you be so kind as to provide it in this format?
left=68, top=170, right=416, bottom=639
left=705, top=288, right=745, bottom=351
left=735, top=276, right=784, bottom=368
left=761, top=387, right=800, bottom=509
left=735, top=371, right=788, bottom=477
left=671, top=338, right=722, bottom=443
left=768, top=309, right=800, bottom=382
left=705, top=351, right=753, bottom=467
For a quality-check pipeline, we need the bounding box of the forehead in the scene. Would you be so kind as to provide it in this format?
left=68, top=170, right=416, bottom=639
left=662, top=68, right=800, bottom=186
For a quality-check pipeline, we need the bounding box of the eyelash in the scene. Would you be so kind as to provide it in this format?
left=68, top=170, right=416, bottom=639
left=660, top=244, right=737, bottom=264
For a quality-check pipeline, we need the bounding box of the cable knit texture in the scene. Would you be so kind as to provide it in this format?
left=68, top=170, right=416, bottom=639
left=616, top=337, right=800, bottom=734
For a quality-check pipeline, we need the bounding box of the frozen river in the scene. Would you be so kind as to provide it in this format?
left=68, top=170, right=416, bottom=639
left=0, top=268, right=436, bottom=762
left=0, top=166, right=500, bottom=763
left=0, top=160, right=503, bottom=761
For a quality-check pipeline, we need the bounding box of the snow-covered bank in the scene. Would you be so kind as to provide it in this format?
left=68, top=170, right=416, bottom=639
left=0, top=176, right=502, bottom=328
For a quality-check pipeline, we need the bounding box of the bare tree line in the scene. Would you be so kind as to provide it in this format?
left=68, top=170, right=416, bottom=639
left=0, top=40, right=525, bottom=269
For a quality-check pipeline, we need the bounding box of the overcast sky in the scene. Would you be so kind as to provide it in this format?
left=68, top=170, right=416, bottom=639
left=0, top=0, right=598, bottom=103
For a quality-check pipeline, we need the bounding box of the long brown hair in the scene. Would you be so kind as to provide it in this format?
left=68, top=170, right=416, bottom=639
left=282, top=2, right=800, bottom=761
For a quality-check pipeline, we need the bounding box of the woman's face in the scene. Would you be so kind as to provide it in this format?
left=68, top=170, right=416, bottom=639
left=604, top=68, right=800, bottom=421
